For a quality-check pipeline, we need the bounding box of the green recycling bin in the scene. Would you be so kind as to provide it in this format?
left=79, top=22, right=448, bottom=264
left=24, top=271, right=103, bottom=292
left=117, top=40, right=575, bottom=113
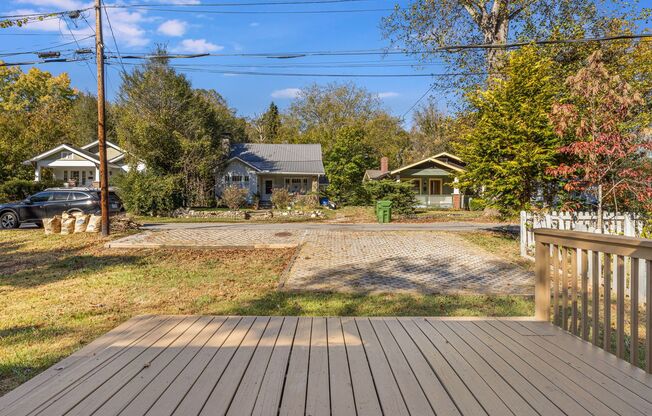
left=376, top=200, right=392, bottom=223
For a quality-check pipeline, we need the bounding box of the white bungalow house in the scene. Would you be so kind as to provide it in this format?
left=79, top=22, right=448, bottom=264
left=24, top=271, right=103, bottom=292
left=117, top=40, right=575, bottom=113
left=23, top=140, right=143, bottom=187
left=217, top=143, right=326, bottom=204
left=364, top=152, right=468, bottom=209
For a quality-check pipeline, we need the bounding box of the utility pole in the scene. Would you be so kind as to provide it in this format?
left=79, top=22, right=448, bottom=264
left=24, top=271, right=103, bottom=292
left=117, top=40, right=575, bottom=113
left=95, top=0, right=109, bottom=236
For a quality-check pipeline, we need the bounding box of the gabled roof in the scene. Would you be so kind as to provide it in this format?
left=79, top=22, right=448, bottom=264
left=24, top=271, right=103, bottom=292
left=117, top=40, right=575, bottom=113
left=24, top=144, right=102, bottom=165
left=363, top=169, right=390, bottom=181
left=81, top=140, right=125, bottom=153
left=390, top=152, right=465, bottom=175
left=228, top=143, right=326, bottom=175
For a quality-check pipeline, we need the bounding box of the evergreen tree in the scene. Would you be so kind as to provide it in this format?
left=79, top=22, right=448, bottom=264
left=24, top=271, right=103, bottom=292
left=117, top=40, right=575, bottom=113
left=324, top=126, right=375, bottom=203
left=456, top=46, right=563, bottom=214
left=260, top=102, right=281, bottom=142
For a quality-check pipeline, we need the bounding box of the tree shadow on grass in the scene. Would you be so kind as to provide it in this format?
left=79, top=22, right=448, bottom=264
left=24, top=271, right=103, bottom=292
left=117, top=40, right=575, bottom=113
left=212, top=291, right=533, bottom=317
left=1, top=252, right=144, bottom=289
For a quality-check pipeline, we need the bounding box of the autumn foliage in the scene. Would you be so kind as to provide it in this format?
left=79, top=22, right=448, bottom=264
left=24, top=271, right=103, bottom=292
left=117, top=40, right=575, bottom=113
left=547, top=51, right=652, bottom=219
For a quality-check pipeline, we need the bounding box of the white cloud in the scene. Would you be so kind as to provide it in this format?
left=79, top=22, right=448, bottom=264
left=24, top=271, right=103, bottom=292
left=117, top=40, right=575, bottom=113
left=15, top=0, right=85, bottom=8
left=377, top=92, right=400, bottom=99
left=9, top=4, right=150, bottom=48
left=249, top=22, right=260, bottom=27
left=157, top=19, right=187, bottom=37
left=173, top=38, right=223, bottom=54
left=271, top=88, right=301, bottom=99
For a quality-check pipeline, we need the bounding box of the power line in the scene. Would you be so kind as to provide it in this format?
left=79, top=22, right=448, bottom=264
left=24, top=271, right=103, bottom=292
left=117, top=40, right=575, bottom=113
left=107, top=63, right=485, bottom=78
left=61, top=16, right=96, bottom=78
left=108, top=7, right=392, bottom=14
left=401, top=84, right=436, bottom=119
left=105, top=0, right=374, bottom=6
left=102, top=5, right=127, bottom=75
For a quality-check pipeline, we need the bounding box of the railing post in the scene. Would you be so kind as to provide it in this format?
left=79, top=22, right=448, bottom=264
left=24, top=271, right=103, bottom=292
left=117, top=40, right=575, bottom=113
left=535, top=240, right=550, bottom=321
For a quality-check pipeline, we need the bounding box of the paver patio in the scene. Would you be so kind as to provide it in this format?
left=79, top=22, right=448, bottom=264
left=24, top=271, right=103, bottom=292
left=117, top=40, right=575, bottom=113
left=109, top=228, right=533, bottom=295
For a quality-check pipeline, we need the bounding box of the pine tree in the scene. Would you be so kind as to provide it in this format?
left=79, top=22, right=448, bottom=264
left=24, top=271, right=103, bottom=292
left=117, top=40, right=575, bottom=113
left=260, top=102, right=281, bottom=142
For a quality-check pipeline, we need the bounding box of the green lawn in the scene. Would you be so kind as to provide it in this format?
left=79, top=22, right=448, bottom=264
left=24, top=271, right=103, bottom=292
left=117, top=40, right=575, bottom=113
left=0, top=229, right=533, bottom=395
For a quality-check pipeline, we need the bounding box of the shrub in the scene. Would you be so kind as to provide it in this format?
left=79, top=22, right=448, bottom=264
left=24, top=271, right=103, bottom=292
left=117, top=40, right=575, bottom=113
left=0, top=178, right=62, bottom=202
left=469, top=197, right=487, bottom=211
left=114, top=171, right=182, bottom=216
left=271, top=188, right=292, bottom=209
left=294, top=193, right=320, bottom=210
left=363, top=180, right=417, bottom=215
left=221, top=186, right=249, bottom=210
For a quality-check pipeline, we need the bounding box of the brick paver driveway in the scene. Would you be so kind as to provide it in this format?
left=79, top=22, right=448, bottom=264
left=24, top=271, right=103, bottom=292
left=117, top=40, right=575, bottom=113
left=109, top=228, right=533, bottom=295
left=284, top=231, right=532, bottom=295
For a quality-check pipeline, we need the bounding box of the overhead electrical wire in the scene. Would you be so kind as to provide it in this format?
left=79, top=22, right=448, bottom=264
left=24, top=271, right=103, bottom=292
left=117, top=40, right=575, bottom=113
left=102, top=5, right=127, bottom=75
left=61, top=16, right=95, bottom=78
left=108, top=7, right=392, bottom=14
left=105, top=0, right=375, bottom=6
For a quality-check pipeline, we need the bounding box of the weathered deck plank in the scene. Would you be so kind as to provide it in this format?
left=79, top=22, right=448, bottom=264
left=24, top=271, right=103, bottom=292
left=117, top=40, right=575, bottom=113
left=1, top=316, right=649, bottom=416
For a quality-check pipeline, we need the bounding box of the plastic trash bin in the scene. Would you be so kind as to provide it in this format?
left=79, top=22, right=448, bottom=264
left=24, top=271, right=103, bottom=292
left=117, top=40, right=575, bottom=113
left=376, top=200, right=392, bottom=223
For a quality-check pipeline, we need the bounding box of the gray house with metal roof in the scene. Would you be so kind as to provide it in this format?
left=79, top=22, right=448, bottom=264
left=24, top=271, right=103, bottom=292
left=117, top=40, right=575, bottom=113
left=218, top=143, right=326, bottom=203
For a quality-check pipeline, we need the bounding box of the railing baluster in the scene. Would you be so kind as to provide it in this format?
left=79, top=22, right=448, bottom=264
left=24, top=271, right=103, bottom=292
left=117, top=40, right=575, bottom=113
left=646, top=259, right=651, bottom=374
left=630, top=258, right=639, bottom=366
left=581, top=249, right=589, bottom=341
left=616, top=255, right=625, bottom=359
left=553, top=244, right=560, bottom=326
left=604, top=254, right=612, bottom=352
left=562, top=248, right=569, bottom=330
left=533, top=229, right=652, bottom=373
left=571, top=248, right=578, bottom=335
left=592, top=250, right=600, bottom=346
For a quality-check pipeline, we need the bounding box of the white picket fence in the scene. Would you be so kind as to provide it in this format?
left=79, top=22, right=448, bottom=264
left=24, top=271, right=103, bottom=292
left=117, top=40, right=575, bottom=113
left=521, top=211, right=649, bottom=303
left=520, top=211, right=645, bottom=259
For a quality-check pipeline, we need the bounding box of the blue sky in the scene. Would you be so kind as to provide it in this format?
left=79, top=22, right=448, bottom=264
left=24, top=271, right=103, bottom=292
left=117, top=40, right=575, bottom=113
left=1, top=0, right=451, bottom=123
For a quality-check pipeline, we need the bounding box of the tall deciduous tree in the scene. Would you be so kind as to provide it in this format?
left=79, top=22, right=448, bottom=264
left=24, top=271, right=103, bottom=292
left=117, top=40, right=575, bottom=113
left=456, top=46, right=562, bottom=213
left=0, top=64, right=76, bottom=182
left=116, top=50, right=245, bottom=207
left=281, top=82, right=407, bottom=165
left=405, top=100, right=458, bottom=162
left=548, top=51, right=652, bottom=229
left=382, top=1, right=638, bottom=89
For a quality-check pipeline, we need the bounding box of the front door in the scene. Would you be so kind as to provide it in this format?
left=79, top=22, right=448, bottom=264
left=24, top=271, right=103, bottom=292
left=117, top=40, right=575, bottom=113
left=429, top=179, right=442, bottom=195
left=263, top=180, right=274, bottom=201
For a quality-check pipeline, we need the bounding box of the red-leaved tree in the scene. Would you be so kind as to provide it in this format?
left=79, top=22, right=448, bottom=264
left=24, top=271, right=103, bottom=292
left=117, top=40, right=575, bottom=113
left=548, top=51, right=652, bottom=231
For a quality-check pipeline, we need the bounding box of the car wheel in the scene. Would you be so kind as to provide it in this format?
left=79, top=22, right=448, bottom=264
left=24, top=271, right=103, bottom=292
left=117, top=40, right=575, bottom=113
left=0, top=212, right=20, bottom=229
left=68, top=209, right=82, bottom=216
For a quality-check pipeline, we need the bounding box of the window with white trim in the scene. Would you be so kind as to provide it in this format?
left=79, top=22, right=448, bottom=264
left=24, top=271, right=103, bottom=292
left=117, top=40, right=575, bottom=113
left=60, top=151, right=73, bottom=160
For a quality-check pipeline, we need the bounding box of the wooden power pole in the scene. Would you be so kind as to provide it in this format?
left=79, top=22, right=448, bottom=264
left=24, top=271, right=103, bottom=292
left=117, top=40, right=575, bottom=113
left=95, top=0, right=110, bottom=235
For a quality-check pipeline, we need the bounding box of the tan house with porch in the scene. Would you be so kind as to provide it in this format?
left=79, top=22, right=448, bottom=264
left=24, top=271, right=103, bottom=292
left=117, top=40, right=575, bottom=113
left=23, top=140, right=142, bottom=187
left=364, top=152, right=467, bottom=209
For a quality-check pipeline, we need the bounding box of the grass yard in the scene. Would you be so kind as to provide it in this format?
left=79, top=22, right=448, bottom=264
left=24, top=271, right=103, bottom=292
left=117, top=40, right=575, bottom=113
left=459, top=229, right=534, bottom=271
left=0, top=229, right=533, bottom=395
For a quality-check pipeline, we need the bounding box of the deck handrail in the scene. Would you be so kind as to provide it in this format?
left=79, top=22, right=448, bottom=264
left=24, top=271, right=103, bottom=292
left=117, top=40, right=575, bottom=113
left=534, top=228, right=652, bottom=372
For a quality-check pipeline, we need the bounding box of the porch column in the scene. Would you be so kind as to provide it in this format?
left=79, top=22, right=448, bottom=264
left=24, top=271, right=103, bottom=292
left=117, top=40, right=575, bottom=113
left=34, top=164, right=42, bottom=182
left=453, top=177, right=461, bottom=209
left=95, top=166, right=101, bottom=187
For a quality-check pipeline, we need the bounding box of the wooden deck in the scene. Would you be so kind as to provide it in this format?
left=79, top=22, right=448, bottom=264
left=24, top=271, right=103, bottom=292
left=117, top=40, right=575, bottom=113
left=1, top=316, right=651, bottom=416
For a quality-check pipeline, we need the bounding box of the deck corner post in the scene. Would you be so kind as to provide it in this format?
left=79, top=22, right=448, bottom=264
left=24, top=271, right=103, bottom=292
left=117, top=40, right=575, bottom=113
left=534, top=237, right=550, bottom=321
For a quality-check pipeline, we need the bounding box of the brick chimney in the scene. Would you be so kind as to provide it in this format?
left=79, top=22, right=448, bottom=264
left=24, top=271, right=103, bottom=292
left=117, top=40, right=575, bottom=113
left=380, top=157, right=389, bottom=173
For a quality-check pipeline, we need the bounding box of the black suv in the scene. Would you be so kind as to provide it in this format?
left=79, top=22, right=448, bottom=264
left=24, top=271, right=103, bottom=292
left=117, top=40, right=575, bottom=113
left=0, top=188, right=123, bottom=229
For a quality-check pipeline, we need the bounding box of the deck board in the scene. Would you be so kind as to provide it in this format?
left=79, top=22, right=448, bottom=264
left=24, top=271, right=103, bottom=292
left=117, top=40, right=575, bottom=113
left=1, top=316, right=649, bottom=416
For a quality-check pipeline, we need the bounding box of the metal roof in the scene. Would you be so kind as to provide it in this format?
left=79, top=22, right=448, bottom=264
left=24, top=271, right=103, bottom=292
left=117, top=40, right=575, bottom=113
left=229, top=143, right=325, bottom=175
